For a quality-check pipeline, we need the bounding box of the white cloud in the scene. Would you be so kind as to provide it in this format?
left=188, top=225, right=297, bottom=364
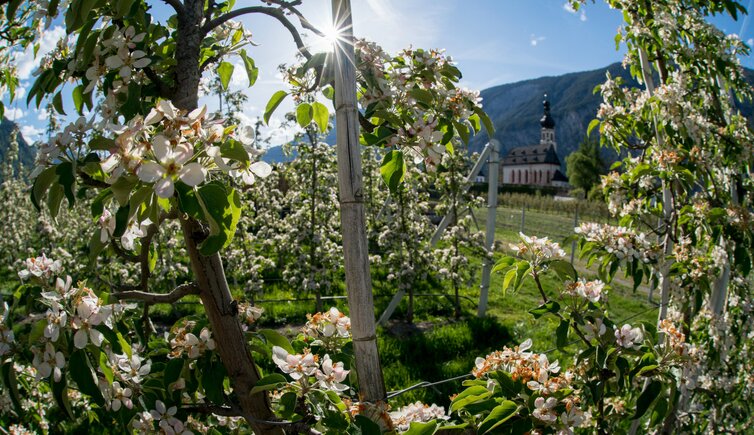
left=13, top=26, right=66, bottom=81
left=20, top=125, right=45, bottom=143
left=4, top=107, right=25, bottom=121
left=747, top=38, right=753, bottom=47
left=530, top=34, right=546, bottom=47
left=563, top=2, right=587, bottom=21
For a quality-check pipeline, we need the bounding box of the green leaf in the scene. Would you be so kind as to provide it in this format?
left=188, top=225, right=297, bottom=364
left=529, top=301, right=560, bottom=319
left=492, top=256, right=515, bottom=273
left=239, top=50, right=259, bottom=87
left=478, top=401, right=519, bottom=434
left=258, top=329, right=294, bottom=353
left=312, top=101, right=329, bottom=133
left=264, top=90, right=288, bottom=125
left=380, top=150, right=406, bottom=193
left=250, top=373, right=287, bottom=395
left=296, top=103, right=313, bottom=128
left=217, top=61, right=234, bottom=91
left=450, top=385, right=492, bottom=413
left=111, top=175, right=137, bottom=206
left=164, top=358, right=184, bottom=389
left=56, top=161, right=76, bottom=208
left=1, top=362, right=23, bottom=415
left=556, top=319, right=570, bottom=349
left=322, top=85, right=335, bottom=100
left=550, top=260, right=577, bottom=282
left=28, top=319, right=46, bottom=345
left=220, top=139, right=250, bottom=164
left=409, top=88, right=433, bottom=105
left=474, top=106, right=495, bottom=137
left=52, top=376, right=74, bottom=420
left=53, top=91, right=66, bottom=115
left=69, top=350, right=105, bottom=405
left=354, top=415, right=382, bottom=435
left=587, top=118, right=600, bottom=137
left=31, top=166, right=57, bottom=211
left=633, top=380, right=662, bottom=419
left=72, top=84, right=85, bottom=114
left=175, top=183, right=202, bottom=220
left=48, top=184, right=65, bottom=220
left=453, top=120, right=470, bottom=145
left=503, top=260, right=530, bottom=292
left=196, top=183, right=242, bottom=255
left=404, top=421, right=438, bottom=435
left=490, top=371, right=521, bottom=398
left=89, top=137, right=115, bottom=151
left=99, top=351, right=114, bottom=384
left=202, top=358, right=227, bottom=405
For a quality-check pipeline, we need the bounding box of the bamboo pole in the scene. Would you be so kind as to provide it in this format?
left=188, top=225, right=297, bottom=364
left=331, top=0, right=387, bottom=404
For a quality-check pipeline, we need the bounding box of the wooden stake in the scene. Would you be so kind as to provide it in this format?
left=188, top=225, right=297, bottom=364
left=331, top=0, right=387, bottom=404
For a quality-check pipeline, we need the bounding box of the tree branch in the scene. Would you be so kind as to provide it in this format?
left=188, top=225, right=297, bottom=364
left=111, top=282, right=200, bottom=303
left=202, top=6, right=313, bottom=59
left=185, top=402, right=322, bottom=434
left=143, top=66, right=173, bottom=99
left=161, top=0, right=185, bottom=15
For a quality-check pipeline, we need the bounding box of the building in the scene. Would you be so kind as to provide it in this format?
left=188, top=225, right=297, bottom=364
left=500, top=96, right=568, bottom=188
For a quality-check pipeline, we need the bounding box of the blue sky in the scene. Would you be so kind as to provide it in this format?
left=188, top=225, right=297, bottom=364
left=5, top=0, right=754, bottom=145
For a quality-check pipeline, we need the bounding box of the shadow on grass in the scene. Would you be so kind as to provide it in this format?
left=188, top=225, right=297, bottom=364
left=378, top=316, right=511, bottom=407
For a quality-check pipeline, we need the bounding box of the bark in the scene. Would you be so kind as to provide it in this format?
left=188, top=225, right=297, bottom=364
left=331, top=0, right=387, bottom=404
left=171, top=1, right=281, bottom=432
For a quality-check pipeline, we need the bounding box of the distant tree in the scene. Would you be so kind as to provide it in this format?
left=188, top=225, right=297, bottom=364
left=565, top=135, right=604, bottom=193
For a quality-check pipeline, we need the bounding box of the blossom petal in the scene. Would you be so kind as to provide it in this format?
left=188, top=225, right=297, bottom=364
left=152, top=135, right=170, bottom=162
left=154, top=178, right=175, bottom=198
left=249, top=161, right=272, bottom=178
left=178, top=163, right=206, bottom=187
left=74, top=329, right=88, bottom=349
left=137, top=161, right=165, bottom=183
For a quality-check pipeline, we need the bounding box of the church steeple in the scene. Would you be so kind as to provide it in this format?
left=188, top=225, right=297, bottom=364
left=539, top=94, right=556, bottom=151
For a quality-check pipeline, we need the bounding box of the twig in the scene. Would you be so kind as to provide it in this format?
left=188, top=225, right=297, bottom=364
left=202, top=6, right=313, bottom=59
left=186, top=403, right=322, bottom=434
left=111, top=282, right=200, bottom=304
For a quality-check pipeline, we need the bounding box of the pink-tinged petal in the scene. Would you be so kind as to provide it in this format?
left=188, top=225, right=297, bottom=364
left=74, top=329, right=88, bottom=349
left=131, top=50, right=147, bottom=59
left=172, top=141, right=194, bottom=165
left=112, top=399, right=122, bottom=411
left=187, top=106, right=207, bottom=123
left=179, top=163, right=206, bottom=187
left=152, top=135, right=170, bottom=162
left=144, top=109, right=163, bottom=126
left=105, top=55, right=123, bottom=69
left=132, top=57, right=151, bottom=69
left=158, top=100, right=177, bottom=119
left=249, top=161, right=272, bottom=178
left=99, top=228, right=109, bottom=243
left=154, top=178, right=175, bottom=198
left=137, top=161, right=165, bottom=182
left=90, top=329, right=104, bottom=347
left=119, top=66, right=132, bottom=79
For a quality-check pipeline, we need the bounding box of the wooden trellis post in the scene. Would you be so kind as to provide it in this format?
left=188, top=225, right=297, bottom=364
left=478, top=139, right=500, bottom=317
left=331, top=0, right=387, bottom=404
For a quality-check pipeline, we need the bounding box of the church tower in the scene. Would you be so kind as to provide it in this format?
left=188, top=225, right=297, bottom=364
left=539, top=94, right=556, bottom=151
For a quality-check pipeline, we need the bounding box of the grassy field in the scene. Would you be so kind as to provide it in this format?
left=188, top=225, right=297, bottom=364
left=235, top=203, right=658, bottom=408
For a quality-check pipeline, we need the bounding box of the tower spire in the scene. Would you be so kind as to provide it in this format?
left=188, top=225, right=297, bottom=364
left=539, top=94, right=556, bottom=150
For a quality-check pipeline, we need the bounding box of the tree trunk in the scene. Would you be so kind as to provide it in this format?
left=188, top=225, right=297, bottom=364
left=172, top=1, right=281, bottom=432
left=331, top=0, right=387, bottom=405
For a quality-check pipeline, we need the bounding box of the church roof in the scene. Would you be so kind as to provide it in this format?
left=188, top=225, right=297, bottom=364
left=502, top=143, right=561, bottom=166
left=552, top=169, right=568, bottom=182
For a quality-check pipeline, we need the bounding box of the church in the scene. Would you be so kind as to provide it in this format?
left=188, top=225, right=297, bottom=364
left=499, top=96, right=569, bottom=188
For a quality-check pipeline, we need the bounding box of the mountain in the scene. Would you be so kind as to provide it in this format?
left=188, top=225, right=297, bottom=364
left=261, top=62, right=754, bottom=168
left=0, top=118, right=35, bottom=179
